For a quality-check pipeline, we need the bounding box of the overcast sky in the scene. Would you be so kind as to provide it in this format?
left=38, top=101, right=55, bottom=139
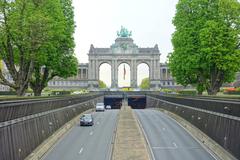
left=73, top=0, right=178, bottom=63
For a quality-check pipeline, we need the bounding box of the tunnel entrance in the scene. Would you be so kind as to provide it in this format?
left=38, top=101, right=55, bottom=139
left=104, top=94, right=146, bottom=109
left=104, top=97, right=123, bottom=109
left=128, top=96, right=146, bottom=109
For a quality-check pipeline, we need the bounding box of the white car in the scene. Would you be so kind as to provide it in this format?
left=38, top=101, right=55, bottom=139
left=96, top=103, right=105, bottom=112
left=106, top=105, right=111, bottom=109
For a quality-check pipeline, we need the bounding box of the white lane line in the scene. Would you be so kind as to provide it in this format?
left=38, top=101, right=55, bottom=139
left=90, top=131, right=93, bottom=135
left=162, top=127, right=166, bottom=131
left=97, top=121, right=100, bottom=125
left=78, top=147, right=84, bottom=154
left=173, top=142, right=178, bottom=148
left=162, top=112, right=219, bottom=160
left=152, top=146, right=201, bottom=150
left=152, top=146, right=177, bottom=150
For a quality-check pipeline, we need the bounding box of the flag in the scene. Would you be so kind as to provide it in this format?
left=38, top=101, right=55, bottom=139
left=123, top=64, right=126, bottom=80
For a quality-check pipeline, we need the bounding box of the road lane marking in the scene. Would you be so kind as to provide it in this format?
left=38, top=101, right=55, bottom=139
left=152, top=146, right=177, bottom=149
left=97, top=121, right=100, bottom=125
left=135, top=111, right=156, bottom=160
left=90, top=131, right=93, bottom=135
left=173, top=142, right=178, bottom=148
left=152, top=146, right=201, bottom=150
left=155, top=109, right=219, bottom=160
left=162, top=127, right=166, bottom=131
left=78, top=147, right=83, bottom=154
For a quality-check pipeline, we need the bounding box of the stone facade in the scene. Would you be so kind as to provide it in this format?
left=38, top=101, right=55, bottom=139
left=47, top=63, right=89, bottom=90
left=87, top=37, right=161, bottom=89
left=160, top=63, right=180, bottom=88
left=48, top=36, right=180, bottom=90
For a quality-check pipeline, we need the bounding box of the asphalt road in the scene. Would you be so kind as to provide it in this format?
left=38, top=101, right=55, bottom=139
left=135, top=109, right=218, bottom=160
left=42, top=110, right=119, bottom=160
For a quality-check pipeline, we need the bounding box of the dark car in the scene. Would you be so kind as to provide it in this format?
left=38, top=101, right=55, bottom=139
left=80, top=114, right=94, bottom=126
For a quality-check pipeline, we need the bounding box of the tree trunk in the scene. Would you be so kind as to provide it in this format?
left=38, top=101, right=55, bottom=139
left=32, top=86, right=44, bottom=96
left=197, top=91, right=203, bottom=95
left=207, top=70, right=224, bottom=95
left=207, top=87, right=221, bottom=95
left=30, top=66, right=50, bottom=96
left=15, top=85, right=28, bottom=96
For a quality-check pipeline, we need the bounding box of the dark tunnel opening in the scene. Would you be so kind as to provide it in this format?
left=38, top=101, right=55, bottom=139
left=104, top=98, right=123, bottom=109
left=104, top=96, right=146, bottom=109
left=128, top=96, right=146, bottom=109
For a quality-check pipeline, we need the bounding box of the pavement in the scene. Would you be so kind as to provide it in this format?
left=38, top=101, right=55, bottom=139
left=135, top=109, right=218, bottom=160
left=112, top=105, right=151, bottom=160
left=42, top=110, right=119, bottom=160
left=37, top=107, right=224, bottom=160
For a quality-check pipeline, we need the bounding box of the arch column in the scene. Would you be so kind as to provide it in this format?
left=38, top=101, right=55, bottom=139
left=88, top=59, right=99, bottom=88
left=111, top=60, right=118, bottom=88
left=149, top=58, right=161, bottom=89
left=131, top=60, right=137, bottom=88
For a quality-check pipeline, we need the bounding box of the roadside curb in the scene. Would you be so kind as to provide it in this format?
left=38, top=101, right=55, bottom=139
left=156, top=108, right=237, bottom=160
left=25, top=108, right=94, bottom=160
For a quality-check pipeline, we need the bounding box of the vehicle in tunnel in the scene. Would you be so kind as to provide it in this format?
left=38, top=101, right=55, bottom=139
left=106, top=105, right=111, bottom=109
left=104, top=98, right=123, bottom=109
left=96, top=103, right=105, bottom=112
left=80, top=114, right=94, bottom=126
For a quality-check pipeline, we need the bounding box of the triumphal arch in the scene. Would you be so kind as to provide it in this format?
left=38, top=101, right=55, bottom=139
left=87, top=27, right=161, bottom=89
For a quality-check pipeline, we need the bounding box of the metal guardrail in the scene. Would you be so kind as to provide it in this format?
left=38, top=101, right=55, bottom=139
left=0, top=93, right=101, bottom=122
left=148, top=94, right=240, bottom=117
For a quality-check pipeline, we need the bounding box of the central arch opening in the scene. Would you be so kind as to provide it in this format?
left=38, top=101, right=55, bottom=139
left=118, top=63, right=130, bottom=88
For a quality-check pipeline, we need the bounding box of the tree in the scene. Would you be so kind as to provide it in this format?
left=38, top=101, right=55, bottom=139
left=140, top=78, right=149, bottom=89
left=99, top=80, right=107, bottom=88
left=0, top=0, right=54, bottom=96
left=170, top=0, right=240, bottom=95
left=29, top=0, right=78, bottom=96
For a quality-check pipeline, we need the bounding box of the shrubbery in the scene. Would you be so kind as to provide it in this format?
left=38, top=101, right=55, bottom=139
left=223, top=88, right=240, bottom=95
left=177, top=90, right=197, bottom=95
left=0, top=91, right=16, bottom=95
left=51, top=90, right=71, bottom=95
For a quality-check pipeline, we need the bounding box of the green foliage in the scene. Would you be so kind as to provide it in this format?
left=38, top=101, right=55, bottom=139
left=99, top=80, right=107, bottom=88
left=177, top=90, right=197, bottom=96
left=160, top=88, right=174, bottom=93
left=0, top=91, right=16, bottom=95
left=170, top=0, right=240, bottom=95
left=121, top=87, right=133, bottom=91
left=0, top=0, right=57, bottom=95
left=139, top=78, right=150, bottom=89
left=51, top=90, right=71, bottom=95
left=30, top=0, right=78, bottom=96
